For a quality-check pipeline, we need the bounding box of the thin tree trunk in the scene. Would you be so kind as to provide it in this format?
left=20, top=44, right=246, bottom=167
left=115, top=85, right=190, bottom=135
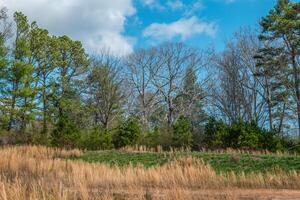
left=7, top=83, right=17, bottom=131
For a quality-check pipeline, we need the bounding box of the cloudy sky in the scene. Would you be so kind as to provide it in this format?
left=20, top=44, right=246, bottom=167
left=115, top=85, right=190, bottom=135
left=1, top=0, right=278, bottom=55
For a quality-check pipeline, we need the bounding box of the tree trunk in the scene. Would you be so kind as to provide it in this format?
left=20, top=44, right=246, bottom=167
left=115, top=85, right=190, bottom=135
left=7, top=83, right=17, bottom=131
left=292, top=51, right=300, bottom=138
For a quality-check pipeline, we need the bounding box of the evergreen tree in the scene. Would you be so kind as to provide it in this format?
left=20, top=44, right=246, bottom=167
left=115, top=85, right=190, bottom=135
left=51, top=35, right=89, bottom=131
left=175, top=67, right=206, bottom=148
left=29, top=23, right=56, bottom=134
left=7, top=12, right=37, bottom=132
left=178, top=67, right=206, bottom=129
left=113, top=116, right=141, bottom=148
left=172, top=115, right=193, bottom=148
left=0, top=8, right=10, bottom=129
left=258, top=0, right=300, bottom=137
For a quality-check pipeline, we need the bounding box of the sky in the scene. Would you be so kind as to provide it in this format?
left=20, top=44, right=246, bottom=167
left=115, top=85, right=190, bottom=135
left=0, top=0, right=279, bottom=55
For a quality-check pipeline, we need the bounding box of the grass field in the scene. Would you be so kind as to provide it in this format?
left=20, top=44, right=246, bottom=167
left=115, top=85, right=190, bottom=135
left=72, top=150, right=300, bottom=173
left=1, top=146, right=300, bottom=200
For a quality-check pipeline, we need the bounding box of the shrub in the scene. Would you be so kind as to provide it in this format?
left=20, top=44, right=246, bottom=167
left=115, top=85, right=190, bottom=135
left=51, top=114, right=80, bottom=148
left=203, top=117, right=227, bottom=148
left=79, top=128, right=113, bottom=150
left=140, top=126, right=161, bottom=148
left=113, top=116, right=141, bottom=148
left=203, top=117, right=285, bottom=151
left=172, top=116, right=193, bottom=148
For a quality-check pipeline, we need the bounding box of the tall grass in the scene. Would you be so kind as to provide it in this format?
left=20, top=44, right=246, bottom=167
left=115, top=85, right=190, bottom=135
left=0, top=146, right=299, bottom=199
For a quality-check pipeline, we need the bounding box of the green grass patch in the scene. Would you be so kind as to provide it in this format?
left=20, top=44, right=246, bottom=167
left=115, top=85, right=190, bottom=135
left=70, top=150, right=300, bottom=173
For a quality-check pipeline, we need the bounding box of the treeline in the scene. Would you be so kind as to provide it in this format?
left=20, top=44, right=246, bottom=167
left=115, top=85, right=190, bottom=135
left=0, top=0, right=300, bottom=152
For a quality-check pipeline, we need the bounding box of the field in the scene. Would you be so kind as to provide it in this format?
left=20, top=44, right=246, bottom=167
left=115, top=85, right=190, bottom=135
left=72, top=149, right=300, bottom=173
left=1, top=146, right=300, bottom=200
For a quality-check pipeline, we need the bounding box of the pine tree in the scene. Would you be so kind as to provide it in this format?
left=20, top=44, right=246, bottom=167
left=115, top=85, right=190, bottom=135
left=176, top=67, right=206, bottom=133
left=7, top=12, right=37, bottom=132
left=172, top=115, right=193, bottom=148
left=258, top=0, right=300, bottom=137
left=29, top=23, right=56, bottom=134
left=50, top=35, right=89, bottom=139
left=0, top=8, right=10, bottom=129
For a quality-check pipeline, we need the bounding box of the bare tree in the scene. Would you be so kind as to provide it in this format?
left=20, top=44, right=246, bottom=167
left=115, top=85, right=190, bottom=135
left=211, top=28, right=267, bottom=125
left=149, top=43, right=203, bottom=129
left=125, top=48, right=160, bottom=130
left=210, top=27, right=291, bottom=134
left=86, top=52, right=124, bottom=129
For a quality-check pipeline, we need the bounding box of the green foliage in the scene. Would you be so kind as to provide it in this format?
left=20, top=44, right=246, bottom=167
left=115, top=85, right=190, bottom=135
left=72, top=150, right=170, bottom=168
left=141, top=127, right=162, bottom=148
left=172, top=116, right=193, bottom=148
left=204, top=117, right=283, bottom=151
left=113, top=116, right=141, bottom=148
left=72, top=150, right=300, bottom=173
left=51, top=114, right=80, bottom=148
left=257, top=0, right=300, bottom=136
left=79, top=128, right=113, bottom=150
left=203, top=117, right=227, bottom=148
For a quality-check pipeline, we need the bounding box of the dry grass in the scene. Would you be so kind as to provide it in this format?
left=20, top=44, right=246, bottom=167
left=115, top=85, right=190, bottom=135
left=121, top=145, right=297, bottom=156
left=0, top=146, right=299, bottom=200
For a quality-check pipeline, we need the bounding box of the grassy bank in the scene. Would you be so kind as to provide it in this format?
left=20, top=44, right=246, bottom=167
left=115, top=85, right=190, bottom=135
left=72, top=150, right=300, bottom=173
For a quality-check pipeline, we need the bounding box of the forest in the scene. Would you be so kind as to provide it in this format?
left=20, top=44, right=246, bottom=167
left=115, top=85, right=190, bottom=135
left=0, top=0, right=300, bottom=152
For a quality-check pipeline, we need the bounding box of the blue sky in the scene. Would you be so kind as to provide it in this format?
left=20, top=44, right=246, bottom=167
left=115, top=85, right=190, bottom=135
left=128, top=0, right=277, bottom=51
left=1, top=0, right=281, bottom=55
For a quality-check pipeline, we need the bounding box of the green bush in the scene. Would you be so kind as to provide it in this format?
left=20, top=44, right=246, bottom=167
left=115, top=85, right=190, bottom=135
left=172, top=115, right=193, bottom=148
left=203, top=117, right=285, bottom=151
left=203, top=117, right=227, bottom=148
left=79, top=128, right=113, bottom=150
left=113, top=116, right=141, bottom=148
left=140, top=126, right=161, bottom=148
left=51, top=114, right=80, bottom=148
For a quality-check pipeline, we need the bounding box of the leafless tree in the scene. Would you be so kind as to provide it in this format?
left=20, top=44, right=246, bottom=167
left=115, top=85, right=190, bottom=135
left=86, top=51, right=124, bottom=129
left=210, top=28, right=291, bottom=134
left=125, top=48, right=160, bottom=130
left=210, top=28, right=267, bottom=125
left=149, top=43, right=204, bottom=129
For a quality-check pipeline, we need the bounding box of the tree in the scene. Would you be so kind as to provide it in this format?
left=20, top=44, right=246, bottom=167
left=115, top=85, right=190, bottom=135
left=0, top=8, right=11, bottom=129
left=212, top=42, right=249, bottom=124
left=259, top=0, right=300, bottom=137
left=125, top=48, right=160, bottom=131
left=210, top=28, right=275, bottom=129
left=6, top=12, right=37, bottom=132
left=150, top=43, right=202, bottom=129
left=86, top=54, right=124, bottom=129
left=255, top=45, right=290, bottom=133
left=176, top=67, right=206, bottom=132
left=29, top=23, right=56, bottom=134
left=51, top=35, right=89, bottom=130
left=51, top=113, right=79, bottom=148
left=203, top=117, right=227, bottom=148
left=172, top=115, right=193, bottom=148
left=113, top=116, right=141, bottom=148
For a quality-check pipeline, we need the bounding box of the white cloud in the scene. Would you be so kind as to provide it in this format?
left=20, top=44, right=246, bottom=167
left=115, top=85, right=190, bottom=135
left=1, top=0, right=136, bottom=55
left=167, top=0, right=185, bottom=11
left=143, top=16, right=216, bottom=42
left=140, top=0, right=164, bottom=10
left=184, top=1, right=204, bottom=16
left=141, top=0, right=203, bottom=14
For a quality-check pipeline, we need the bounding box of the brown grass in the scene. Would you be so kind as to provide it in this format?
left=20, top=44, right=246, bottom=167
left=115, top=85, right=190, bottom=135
left=0, top=145, right=299, bottom=200
left=121, top=145, right=298, bottom=156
